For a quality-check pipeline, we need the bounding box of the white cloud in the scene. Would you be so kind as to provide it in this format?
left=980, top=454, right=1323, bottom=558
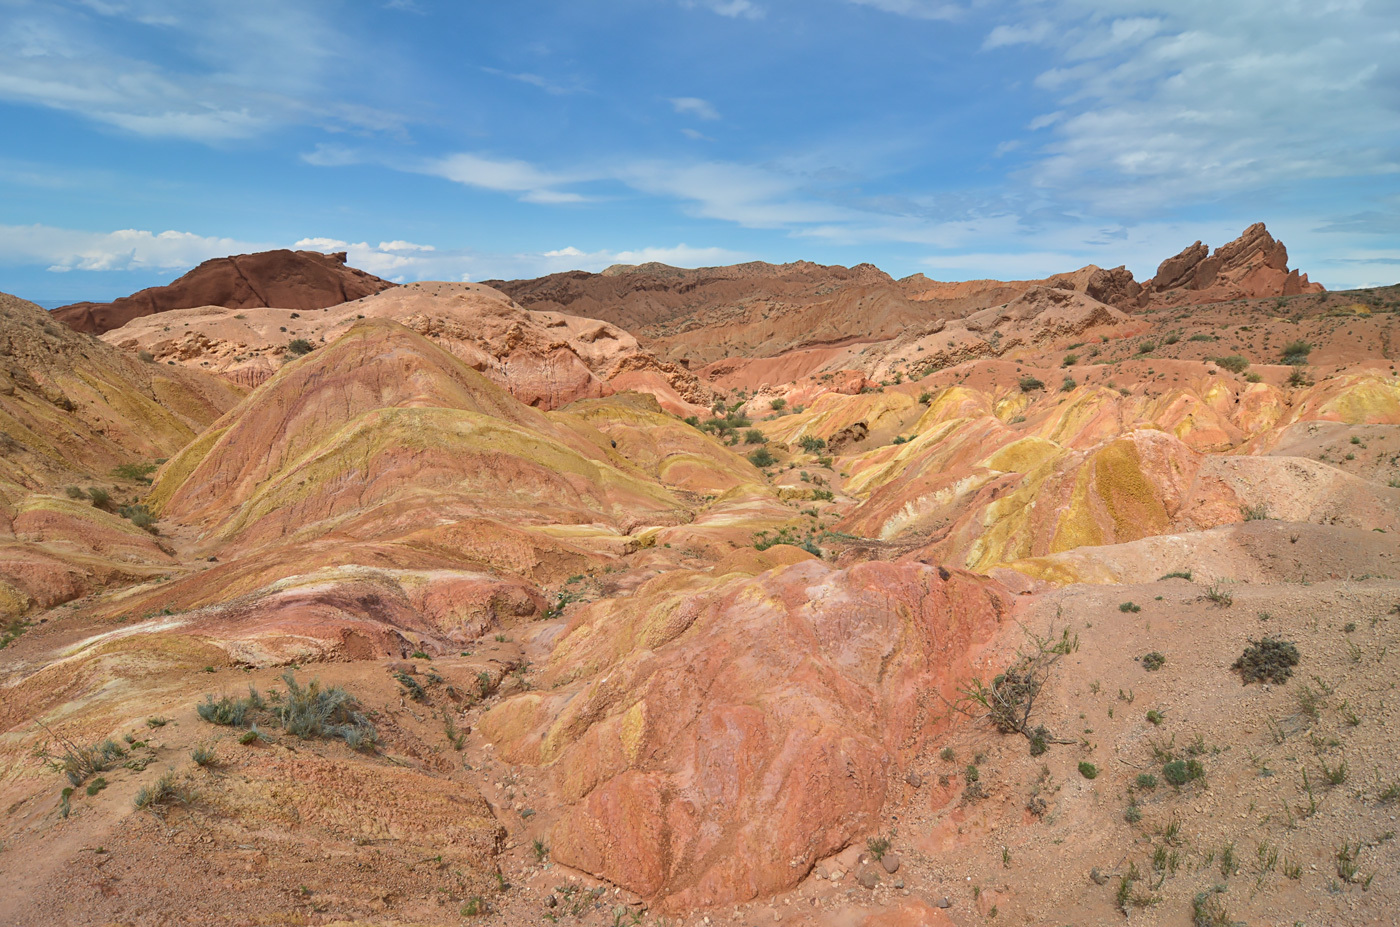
left=681, top=128, right=713, bottom=141
left=983, top=21, right=1051, bottom=49
left=294, top=237, right=349, bottom=251
left=0, top=223, right=264, bottom=272
left=377, top=240, right=435, bottom=252
left=999, top=1, right=1400, bottom=215
left=423, top=152, right=589, bottom=204
left=670, top=97, right=721, bottom=121
left=681, top=0, right=764, bottom=19
left=0, top=0, right=398, bottom=142
left=480, top=67, right=585, bottom=96
left=844, top=0, right=964, bottom=21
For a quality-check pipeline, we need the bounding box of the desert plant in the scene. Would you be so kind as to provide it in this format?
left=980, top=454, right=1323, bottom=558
left=41, top=734, right=127, bottom=787
left=1233, top=637, right=1300, bottom=684
left=1163, top=758, right=1204, bottom=787
left=1240, top=502, right=1269, bottom=521
left=1136, top=773, right=1158, bottom=790
left=1018, top=375, right=1044, bottom=392
left=1204, top=583, right=1233, bottom=607
left=1061, top=376, right=1077, bottom=391
left=747, top=447, right=776, bottom=467
left=191, top=744, right=218, bottom=767
left=743, top=428, right=767, bottom=445
left=87, top=487, right=111, bottom=508
left=1211, top=355, right=1249, bottom=374
left=1141, top=652, right=1166, bottom=671
left=1119, top=601, right=1141, bottom=613
left=798, top=434, right=827, bottom=452
left=1281, top=340, right=1312, bottom=364
left=285, top=338, right=314, bottom=356
left=1191, top=886, right=1232, bottom=927
left=133, top=771, right=191, bottom=810
left=1078, top=761, right=1098, bottom=779
left=1159, top=570, right=1192, bottom=581
left=866, top=836, right=891, bottom=860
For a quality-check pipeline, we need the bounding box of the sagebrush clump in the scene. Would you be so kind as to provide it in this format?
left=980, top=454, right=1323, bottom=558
left=1233, top=637, right=1300, bottom=684
left=197, top=671, right=377, bottom=750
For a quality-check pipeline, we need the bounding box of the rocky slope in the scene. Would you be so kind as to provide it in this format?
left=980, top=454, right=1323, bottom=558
left=2, top=237, right=1397, bottom=927
left=100, top=281, right=716, bottom=412
left=52, top=249, right=396, bottom=334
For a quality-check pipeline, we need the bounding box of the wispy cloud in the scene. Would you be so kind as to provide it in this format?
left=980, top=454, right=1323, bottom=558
left=844, top=0, right=965, bottom=21
left=0, top=0, right=398, bottom=142
left=422, top=153, right=589, bottom=204
left=481, top=67, right=586, bottom=95
left=987, top=2, right=1400, bottom=215
left=681, top=0, right=764, bottom=19
left=670, top=96, right=720, bottom=120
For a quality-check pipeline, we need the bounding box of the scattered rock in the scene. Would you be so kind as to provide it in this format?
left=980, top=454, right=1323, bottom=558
left=881, top=854, right=901, bottom=874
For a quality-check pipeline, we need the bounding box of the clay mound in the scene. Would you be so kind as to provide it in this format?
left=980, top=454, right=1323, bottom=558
left=104, top=281, right=716, bottom=412
left=0, top=291, right=242, bottom=490
left=52, top=249, right=396, bottom=334
left=152, top=318, right=689, bottom=550
left=479, top=559, right=1011, bottom=909
left=1143, top=222, right=1324, bottom=305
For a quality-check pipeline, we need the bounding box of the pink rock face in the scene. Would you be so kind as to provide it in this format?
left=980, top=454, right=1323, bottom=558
left=1145, top=223, right=1324, bottom=303
left=53, top=250, right=397, bottom=334
left=482, top=559, right=1012, bottom=910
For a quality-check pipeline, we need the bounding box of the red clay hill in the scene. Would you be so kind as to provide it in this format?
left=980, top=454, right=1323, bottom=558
left=51, top=249, right=396, bottom=334
left=486, top=223, right=1322, bottom=367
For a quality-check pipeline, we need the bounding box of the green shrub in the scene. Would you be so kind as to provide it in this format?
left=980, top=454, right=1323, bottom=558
left=747, top=447, right=776, bottom=467
left=1078, top=761, right=1099, bottom=780
left=1141, top=652, right=1166, bottom=671
left=191, top=744, right=218, bottom=767
left=1119, top=601, right=1141, bottom=613
left=811, top=488, right=834, bottom=501
left=1211, top=355, right=1249, bottom=374
left=1061, top=376, right=1077, bottom=392
left=1018, top=376, right=1044, bottom=392
left=87, top=487, right=111, bottom=508
left=112, top=462, right=158, bottom=482
left=769, top=398, right=786, bottom=411
left=1136, top=773, right=1158, bottom=790
left=1281, top=340, right=1312, bottom=364
left=1233, top=637, right=1300, bottom=684
left=743, top=429, right=767, bottom=445
left=133, top=771, right=191, bottom=810
left=43, top=738, right=127, bottom=787
left=798, top=434, right=827, bottom=452
left=1163, top=758, right=1204, bottom=787
left=286, top=338, right=314, bottom=356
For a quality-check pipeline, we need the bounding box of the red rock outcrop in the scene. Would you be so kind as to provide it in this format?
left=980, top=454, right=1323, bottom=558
left=1143, top=222, right=1324, bottom=304
left=52, top=250, right=396, bottom=334
left=481, top=558, right=1012, bottom=909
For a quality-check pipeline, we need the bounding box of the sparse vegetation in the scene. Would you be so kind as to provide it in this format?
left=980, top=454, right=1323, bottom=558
left=1211, top=354, right=1250, bottom=374
left=285, top=338, right=315, bottom=356
left=1119, top=601, right=1141, bottom=613
left=747, top=446, right=776, bottom=467
left=1140, top=651, right=1166, bottom=671
left=196, top=672, right=377, bottom=751
left=1018, top=376, right=1044, bottom=392
left=133, top=771, right=192, bottom=811
left=1233, top=637, right=1300, bottom=684
left=41, top=733, right=127, bottom=787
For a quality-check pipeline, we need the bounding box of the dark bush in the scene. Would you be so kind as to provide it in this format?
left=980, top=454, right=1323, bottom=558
left=1233, top=637, right=1300, bottom=684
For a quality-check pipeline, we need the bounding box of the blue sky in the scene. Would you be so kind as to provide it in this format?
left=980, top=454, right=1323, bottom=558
left=1, top=0, right=1398, bottom=303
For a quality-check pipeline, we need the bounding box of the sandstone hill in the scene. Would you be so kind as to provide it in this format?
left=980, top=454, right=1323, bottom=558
left=2, top=235, right=1397, bottom=927
left=51, top=249, right=396, bottom=334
